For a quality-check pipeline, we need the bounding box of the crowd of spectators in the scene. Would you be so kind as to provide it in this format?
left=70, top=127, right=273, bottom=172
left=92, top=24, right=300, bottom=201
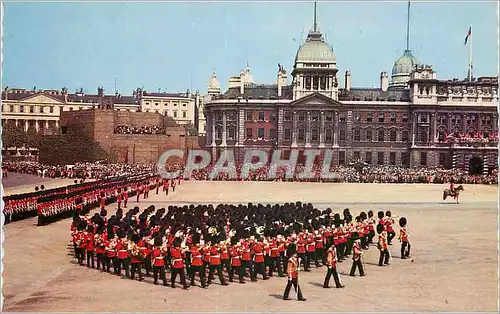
left=440, top=131, right=498, bottom=146
left=114, top=124, right=165, bottom=135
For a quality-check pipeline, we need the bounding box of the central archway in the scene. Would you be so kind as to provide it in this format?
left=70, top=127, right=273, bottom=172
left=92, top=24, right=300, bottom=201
left=468, top=156, right=483, bottom=175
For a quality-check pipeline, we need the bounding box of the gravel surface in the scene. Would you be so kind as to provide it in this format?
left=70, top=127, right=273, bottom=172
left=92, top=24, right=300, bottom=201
left=2, top=181, right=498, bottom=312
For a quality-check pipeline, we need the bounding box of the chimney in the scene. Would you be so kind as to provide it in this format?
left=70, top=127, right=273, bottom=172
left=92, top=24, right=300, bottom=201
left=62, top=87, right=68, bottom=102
left=3, top=87, right=8, bottom=100
left=277, top=72, right=283, bottom=97
left=380, top=71, right=389, bottom=92
left=345, top=71, right=351, bottom=91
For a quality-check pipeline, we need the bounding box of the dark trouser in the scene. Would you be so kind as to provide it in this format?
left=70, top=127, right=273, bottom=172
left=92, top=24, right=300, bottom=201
left=316, top=247, right=326, bottom=265
left=96, top=253, right=105, bottom=270
left=136, top=193, right=141, bottom=202
left=350, top=259, right=365, bottom=276
left=153, top=265, right=167, bottom=285
left=253, top=261, right=268, bottom=279
left=190, top=265, right=207, bottom=287
left=242, top=260, right=255, bottom=280
left=171, top=267, right=188, bottom=288
left=307, top=251, right=318, bottom=268
left=116, top=258, right=130, bottom=277
left=229, top=265, right=245, bottom=283
left=388, top=231, right=396, bottom=245
left=336, top=244, right=345, bottom=260
left=283, top=277, right=304, bottom=300
left=172, top=186, right=176, bottom=192
left=280, top=252, right=288, bottom=273
left=76, top=248, right=85, bottom=264
left=368, top=230, right=375, bottom=244
left=117, top=201, right=121, bottom=210
left=298, top=253, right=309, bottom=271
left=86, top=251, right=95, bottom=267
left=105, top=255, right=114, bottom=272
left=165, top=188, right=169, bottom=195
left=124, top=199, right=128, bottom=208
left=156, top=187, right=159, bottom=194
left=221, top=259, right=231, bottom=273
left=401, top=241, right=411, bottom=258
left=323, top=266, right=343, bottom=287
left=208, top=265, right=227, bottom=285
left=73, top=243, right=78, bottom=258
left=130, top=262, right=144, bottom=280
left=268, top=256, right=283, bottom=276
left=143, top=255, right=152, bottom=275
left=379, top=249, right=390, bottom=266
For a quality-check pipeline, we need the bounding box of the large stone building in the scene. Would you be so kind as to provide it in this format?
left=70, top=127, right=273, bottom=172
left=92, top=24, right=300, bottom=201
left=204, top=3, right=498, bottom=174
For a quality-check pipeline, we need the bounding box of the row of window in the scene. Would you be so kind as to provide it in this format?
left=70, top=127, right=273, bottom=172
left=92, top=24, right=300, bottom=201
left=240, top=111, right=410, bottom=124
left=144, top=102, right=188, bottom=108
left=2, top=104, right=61, bottom=114
left=338, top=151, right=411, bottom=166
left=352, top=129, right=409, bottom=142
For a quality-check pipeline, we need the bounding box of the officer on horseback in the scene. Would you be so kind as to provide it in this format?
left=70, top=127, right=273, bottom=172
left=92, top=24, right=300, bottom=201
left=449, top=180, right=455, bottom=195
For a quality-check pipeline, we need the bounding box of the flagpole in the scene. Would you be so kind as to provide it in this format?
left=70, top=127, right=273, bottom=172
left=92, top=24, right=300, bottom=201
left=468, top=26, right=473, bottom=81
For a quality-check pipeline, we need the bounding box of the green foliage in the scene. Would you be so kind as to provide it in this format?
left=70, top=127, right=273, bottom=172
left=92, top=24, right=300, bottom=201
left=186, top=122, right=199, bottom=136
left=1, top=124, right=28, bottom=148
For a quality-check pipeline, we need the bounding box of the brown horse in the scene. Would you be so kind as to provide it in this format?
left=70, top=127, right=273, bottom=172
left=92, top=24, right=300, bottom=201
left=443, top=185, right=464, bottom=204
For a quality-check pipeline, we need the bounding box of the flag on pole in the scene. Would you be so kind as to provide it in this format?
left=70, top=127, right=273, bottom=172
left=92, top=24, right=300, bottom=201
left=464, top=26, right=472, bottom=45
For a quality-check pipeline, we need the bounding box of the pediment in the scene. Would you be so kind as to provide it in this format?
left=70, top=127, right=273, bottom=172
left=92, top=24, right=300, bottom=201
left=20, top=93, right=64, bottom=104
left=289, top=92, right=343, bottom=107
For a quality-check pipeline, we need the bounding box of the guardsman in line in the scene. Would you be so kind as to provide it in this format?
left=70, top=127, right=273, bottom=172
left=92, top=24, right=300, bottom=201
left=323, top=242, right=345, bottom=288
left=385, top=211, right=396, bottom=245
left=349, top=238, right=365, bottom=277
left=105, top=235, right=117, bottom=273
left=144, top=182, right=150, bottom=199
left=398, top=217, right=411, bottom=259
left=171, top=179, right=176, bottom=192
left=189, top=240, right=207, bottom=288
left=99, top=193, right=106, bottom=210
left=377, top=224, right=390, bottom=266
left=136, top=184, right=142, bottom=202
left=241, top=240, right=256, bottom=281
left=170, top=238, right=189, bottom=289
left=129, top=234, right=145, bottom=281
left=367, top=210, right=376, bottom=244
left=163, top=179, right=169, bottom=195
left=220, top=241, right=231, bottom=274
left=85, top=225, right=96, bottom=268
left=116, top=189, right=122, bottom=210
left=123, top=188, right=128, bottom=208
left=151, top=237, right=168, bottom=286
left=229, top=239, right=245, bottom=284
left=306, top=233, right=318, bottom=269
left=252, top=237, right=269, bottom=280
left=207, top=244, right=229, bottom=286
left=268, top=237, right=284, bottom=277
left=297, top=234, right=309, bottom=271
left=282, top=243, right=306, bottom=301
left=116, top=232, right=131, bottom=278
left=94, top=228, right=107, bottom=270
left=76, top=222, right=87, bottom=265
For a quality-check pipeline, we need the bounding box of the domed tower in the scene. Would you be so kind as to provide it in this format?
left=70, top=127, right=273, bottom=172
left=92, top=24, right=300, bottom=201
left=390, top=1, right=420, bottom=89
left=207, top=70, right=221, bottom=96
left=292, top=1, right=338, bottom=100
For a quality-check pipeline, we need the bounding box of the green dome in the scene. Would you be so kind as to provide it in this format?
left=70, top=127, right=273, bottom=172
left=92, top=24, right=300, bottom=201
left=392, top=49, right=420, bottom=75
left=295, top=31, right=335, bottom=63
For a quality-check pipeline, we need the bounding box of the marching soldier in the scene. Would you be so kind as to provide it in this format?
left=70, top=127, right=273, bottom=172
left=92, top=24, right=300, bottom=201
left=268, top=237, right=284, bottom=277
left=399, top=217, right=411, bottom=259
left=94, top=228, right=107, bottom=271
left=297, top=235, right=309, bottom=271
left=170, top=238, right=189, bottom=289
left=306, top=233, right=318, bottom=269
left=323, top=243, right=344, bottom=288
left=385, top=211, right=396, bottom=245
left=349, top=239, right=365, bottom=276
left=189, top=241, right=207, bottom=288
left=252, top=237, right=269, bottom=280
left=116, top=232, right=131, bottom=277
left=151, top=237, right=168, bottom=286
left=163, top=179, right=169, bottom=195
left=282, top=243, right=306, bottom=301
left=229, top=240, right=245, bottom=284
left=377, top=224, right=390, bottom=266
left=207, top=244, right=229, bottom=286
left=241, top=240, right=256, bottom=281
left=129, top=234, right=145, bottom=281
left=85, top=225, right=96, bottom=268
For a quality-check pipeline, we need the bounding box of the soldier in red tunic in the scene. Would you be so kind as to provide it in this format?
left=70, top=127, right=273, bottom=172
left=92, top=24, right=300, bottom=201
left=220, top=242, right=231, bottom=273
left=350, top=239, right=365, bottom=276
left=94, top=228, right=107, bottom=270
left=241, top=240, right=255, bottom=281
left=116, top=232, right=131, bottom=278
left=75, top=222, right=87, bottom=265
left=170, top=238, right=189, bottom=289
left=151, top=237, right=168, bottom=286
left=207, top=245, right=228, bottom=286
left=306, top=233, right=318, bottom=269
left=136, top=185, right=142, bottom=202
left=99, top=193, right=106, bottom=210
left=398, top=217, right=411, bottom=259
left=144, top=182, right=150, bottom=199
left=283, top=243, right=306, bottom=301
left=163, top=179, right=169, bottom=195
left=116, top=190, right=122, bottom=210
left=85, top=225, right=96, bottom=268
left=323, top=243, right=344, bottom=288
left=171, top=179, right=176, bottom=192
left=385, top=211, right=396, bottom=245
left=228, top=239, right=245, bottom=283
left=297, top=234, right=309, bottom=271
left=252, top=237, right=269, bottom=280
left=129, top=234, right=144, bottom=281
left=268, top=238, right=284, bottom=277
left=123, top=189, right=128, bottom=208
left=189, top=239, right=207, bottom=288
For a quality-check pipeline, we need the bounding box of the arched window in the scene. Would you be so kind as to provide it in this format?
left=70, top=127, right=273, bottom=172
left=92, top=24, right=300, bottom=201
left=378, top=129, right=385, bottom=142
left=390, top=129, right=397, bottom=141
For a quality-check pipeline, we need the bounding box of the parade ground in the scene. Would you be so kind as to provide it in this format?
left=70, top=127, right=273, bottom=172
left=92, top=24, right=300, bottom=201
left=2, top=178, right=498, bottom=312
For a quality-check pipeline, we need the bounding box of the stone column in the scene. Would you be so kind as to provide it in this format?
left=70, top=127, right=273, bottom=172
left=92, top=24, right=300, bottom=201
left=431, top=113, right=437, bottom=143
left=477, top=113, right=482, bottom=132
left=305, top=111, right=311, bottom=147
left=15, top=119, right=19, bottom=127
left=493, top=114, right=498, bottom=133
left=45, top=120, right=49, bottom=129
left=447, top=113, right=452, bottom=134
left=238, top=109, right=245, bottom=146
left=319, top=111, right=325, bottom=148
left=221, top=110, right=227, bottom=147
left=56, top=120, right=59, bottom=130
left=291, top=110, right=298, bottom=147
left=277, top=108, right=284, bottom=146
left=35, top=120, right=39, bottom=133
left=24, top=120, right=29, bottom=132
left=412, top=113, right=417, bottom=146
left=462, top=113, right=467, bottom=134
left=211, top=111, right=216, bottom=147
left=333, top=111, right=339, bottom=147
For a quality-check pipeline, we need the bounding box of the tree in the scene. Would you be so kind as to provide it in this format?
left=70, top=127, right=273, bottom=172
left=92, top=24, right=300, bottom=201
left=186, top=122, right=199, bottom=136
left=2, top=124, right=27, bottom=148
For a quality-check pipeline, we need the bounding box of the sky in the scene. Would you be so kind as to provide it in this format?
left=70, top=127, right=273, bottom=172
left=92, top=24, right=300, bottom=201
left=2, top=0, right=498, bottom=96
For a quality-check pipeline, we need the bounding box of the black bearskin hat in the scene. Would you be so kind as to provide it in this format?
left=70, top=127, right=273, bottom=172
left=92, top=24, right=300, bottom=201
left=131, top=234, right=141, bottom=243
left=376, top=223, right=384, bottom=234
left=173, top=237, right=182, bottom=247
left=368, top=210, right=374, bottom=218
left=154, top=236, right=163, bottom=247
left=286, top=243, right=297, bottom=258
left=192, top=233, right=201, bottom=245
left=377, top=211, right=384, bottom=219
left=359, top=211, right=367, bottom=220
left=399, top=217, right=407, bottom=228
left=385, top=210, right=392, bottom=217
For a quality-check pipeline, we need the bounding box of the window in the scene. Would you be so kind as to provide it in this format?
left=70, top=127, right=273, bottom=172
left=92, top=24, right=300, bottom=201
left=354, top=112, right=361, bottom=122
left=183, top=103, right=187, bottom=107
left=246, top=128, right=253, bottom=139
left=246, top=111, right=253, bottom=121
left=366, top=151, right=373, bottom=164
left=69, top=107, right=74, bottom=111
left=366, top=129, right=373, bottom=141
left=174, top=111, right=178, bottom=118
left=9, top=105, right=14, bottom=112
left=228, top=126, right=236, bottom=140
left=182, top=111, right=187, bottom=118
left=325, top=128, right=333, bottom=141
left=311, top=128, right=319, bottom=141
left=390, top=152, right=396, bottom=165
left=339, top=129, right=346, bottom=141
left=174, top=103, right=178, bottom=107
left=298, top=128, right=305, bottom=141
left=377, top=152, right=384, bottom=165
left=284, top=111, right=292, bottom=122
left=270, top=129, right=277, bottom=139
left=378, top=129, right=385, bottom=141
left=390, top=112, right=396, bottom=123
left=339, top=151, right=346, bottom=165
left=339, top=112, right=346, bottom=122
left=326, top=112, right=334, bottom=122
left=312, top=111, right=319, bottom=122
left=40, top=106, right=45, bottom=113
left=79, top=107, right=83, bottom=111
left=378, top=112, right=385, bottom=123
left=420, top=152, right=427, bottom=166
left=354, top=151, right=360, bottom=160
left=30, top=106, right=35, bottom=113
left=49, top=106, right=54, bottom=114
left=439, top=153, right=446, bottom=166
left=366, top=112, right=373, bottom=122
left=258, top=112, right=265, bottom=121
left=402, top=152, right=410, bottom=167
left=402, top=113, right=408, bottom=123
left=353, top=129, right=360, bottom=141
left=298, top=112, right=305, bottom=121
left=390, top=129, right=397, bottom=141
left=155, top=102, right=159, bottom=106
left=270, top=113, right=277, bottom=121
left=284, top=128, right=291, bottom=141
left=257, top=128, right=265, bottom=138
left=402, top=130, right=409, bottom=142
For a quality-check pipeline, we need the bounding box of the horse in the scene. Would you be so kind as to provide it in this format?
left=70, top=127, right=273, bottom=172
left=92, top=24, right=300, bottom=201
left=443, top=185, right=464, bottom=204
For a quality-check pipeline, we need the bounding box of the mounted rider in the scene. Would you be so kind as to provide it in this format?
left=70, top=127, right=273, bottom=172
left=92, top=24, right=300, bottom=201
left=449, top=179, right=456, bottom=195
